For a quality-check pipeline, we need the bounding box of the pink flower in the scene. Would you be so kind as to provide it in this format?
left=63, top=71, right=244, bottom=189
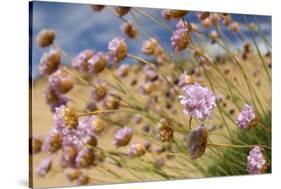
left=108, top=36, right=128, bottom=65
left=236, top=104, right=257, bottom=129
left=72, top=49, right=94, bottom=72
left=113, top=127, right=133, bottom=147
left=36, top=156, right=53, bottom=177
left=171, top=28, right=190, bottom=52
left=247, top=146, right=267, bottom=174
left=179, top=83, right=216, bottom=121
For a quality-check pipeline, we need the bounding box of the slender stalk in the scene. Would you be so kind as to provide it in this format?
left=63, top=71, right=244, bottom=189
left=208, top=143, right=271, bottom=150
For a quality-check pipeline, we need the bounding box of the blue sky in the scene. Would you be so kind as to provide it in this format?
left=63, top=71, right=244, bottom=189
left=30, top=1, right=271, bottom=79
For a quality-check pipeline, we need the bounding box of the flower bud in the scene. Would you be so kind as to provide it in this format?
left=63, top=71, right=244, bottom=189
left=187, top=124, right=208, bottom=159
left=36, top=29, right=55, bottom=48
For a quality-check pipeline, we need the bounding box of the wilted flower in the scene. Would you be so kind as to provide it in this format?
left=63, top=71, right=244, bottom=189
left=108, top=36, right=128, bottom=65
left=209, top=31, right=218, bottom=44
left=236, top=104, right=258, bottom=129
left=197, top=12, right=210, bottom=20
left=77, top=174, right=89, bottom=185
left=120, top=22, right=138, bottom=39
left=117, top=64, right=129, bottom=77
left=48, top=68, right=74, bottom=95
left=78, top=115, right=106, bottom=135
left=128, top=143, right=146, bottom=157
left=223, top=14, right=232, bottom=26
left=41, top=128, right=62, bottom=153
left=64, top=168, right=81, bottom=181
left=230, top=22, right=240, bottom=33
left=113, top=127, right=133, bottom=147
left=162, top=9, right=188, bottom=19
left=171, top=28, right=190, bottom=52
left=143, top=65, right=158, bottom=81
left=202, top=17, right=212, bottom=28
left=114, top=6, right=131, bottom=17
left=72, top=49, right=94, bottom=72
left=44, top=87, right=68, bottom=113
left=178, top=72, right=195, bottom=87
left=103, top=95, right=120, bottom=110
left=158, top=118, right=174, bottom=142
left=142, top=38, right=158, bottom=55
left=75, top=148, right=93, bottom=168
left=39, top=48, right=61, bottom=76
left=141, top=81, right=155, bottom=95
left=36, top=29, right=55, bottom=48
left=31, top=137, right=43, bottom=154
left=61, top=146, right=78, bottom=168
left=36, top=156, right=53, bottom=177
left=187, top=124, right=208, bottom=159
left=247, top=146, right=267, bottom=174
left=91, top=80, right=107, bottom=102
left=91, top=5, right=105, bottom=12
left=88, top=52, right=107, bottom=74
left=179, top=83, right=216, bottom=121
left=54, top=105, right=78, bottom=130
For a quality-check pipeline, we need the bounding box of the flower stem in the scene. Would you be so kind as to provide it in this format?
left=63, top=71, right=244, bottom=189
left=78, top=109, right=136, bottom=117
left=257, top=122, right=271, bottom=133
left=208, top=143, right=271, bottom=150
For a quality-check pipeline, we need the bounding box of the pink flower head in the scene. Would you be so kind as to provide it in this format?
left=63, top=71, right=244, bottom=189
left=48, top=68, right=74, bottom=95
left=108, top=36, right=128, bottom=65
left=36, top=156, right=53, bottom=177
left=72, top=49, right=94, bottom=72
left=39, top=48, right=61, bottom=76
left=142, top=38, right=158, bottom=55
left=247, top=146, right=267, bottom=174
left=236, top=104, right=257, bottom=129
left=113, top=127, right=133, bottom=147
left=178, top=72, right=194, bottom=87
left=88, top=52, right=107, bottom=73
left=171, top=28, right=190, bottom=53
left=179, top=82, right=216, bottom=121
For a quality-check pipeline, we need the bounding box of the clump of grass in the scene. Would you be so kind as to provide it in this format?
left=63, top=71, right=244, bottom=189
left=206, top=110, right=271, bottom=176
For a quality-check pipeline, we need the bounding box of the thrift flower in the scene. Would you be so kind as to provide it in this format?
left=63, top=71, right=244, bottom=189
left=179, top=83, right=216, bottom=121
left=36, top=156, right=53, bottom=177
left=113, top=127, right=133, bottom=147
left=88, top=52, right=107, bottom=74
left=108, top=36, right=128, bottom=65
left=72, top=49, right=94, bottom=72
left=39, top=48, right=61, bottom=76
left=171, top=28, right=190, bottom=52
left=236, top=104, right=258, bottom=129
left=247, top=146, right=267, bottom=174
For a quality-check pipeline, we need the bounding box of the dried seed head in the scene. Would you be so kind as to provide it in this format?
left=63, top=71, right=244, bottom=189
left=141, top=81, right=155, bottom=95
left=113, top=127, right=133, bottom=147
left=42, top=129, right=62, bottom=153
left=72, top=50, right=94, bottom=72
left=61, top=146, right=78, bottom=168
left=117, top=64, right=130, bottom=77
left=121, top=22, right=138, bottom=39
left=91, top=117, right=106, bottom=134
left=36, top=29, right=55, bottom=48
left=128, top=143, right=146, bottom=157
left=77, top=174, right=89, bottom=185
left=230, top=22, right=240, bottom=33
left=48, top=68, right=74, bottom=94
left=65, top=168, right=81, bottom=181
left=167, top=10, right=188, bottom=19
left=88, top=52, right=107, bottom=74
left=157, top=118, right=174, bottom=142
left=91, top=81, right=107, bottom=102
left=75, top=148, right=93, bottom=168
left=36, top=157, right=53, bottom=177
left=142, top=38, right=158, bottom=55
left=171, top=28, right=190, bottom=52
left=103, top=95, right=120, bottom=110
left=114, top=6, right=131, bottom=17
left=61, top=106, right=78, bottom=129
left=32, top=137, right=43, bottom=154
left=209, top=31, right=218, bottom=43
left=91, top=5, right=105, bottom=12
left=178, top=72, right=195, bottom=87
left=39, top=48, right=61, bottom=76
left=108, top=36, right=128, bottom=65
left=198, top=12, right=210, bottom=20
left=202, top=17, right=212, bottom=28
left=187, top=124, right=208, bottom=159
left=83, top=135, right=98, bottom=147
